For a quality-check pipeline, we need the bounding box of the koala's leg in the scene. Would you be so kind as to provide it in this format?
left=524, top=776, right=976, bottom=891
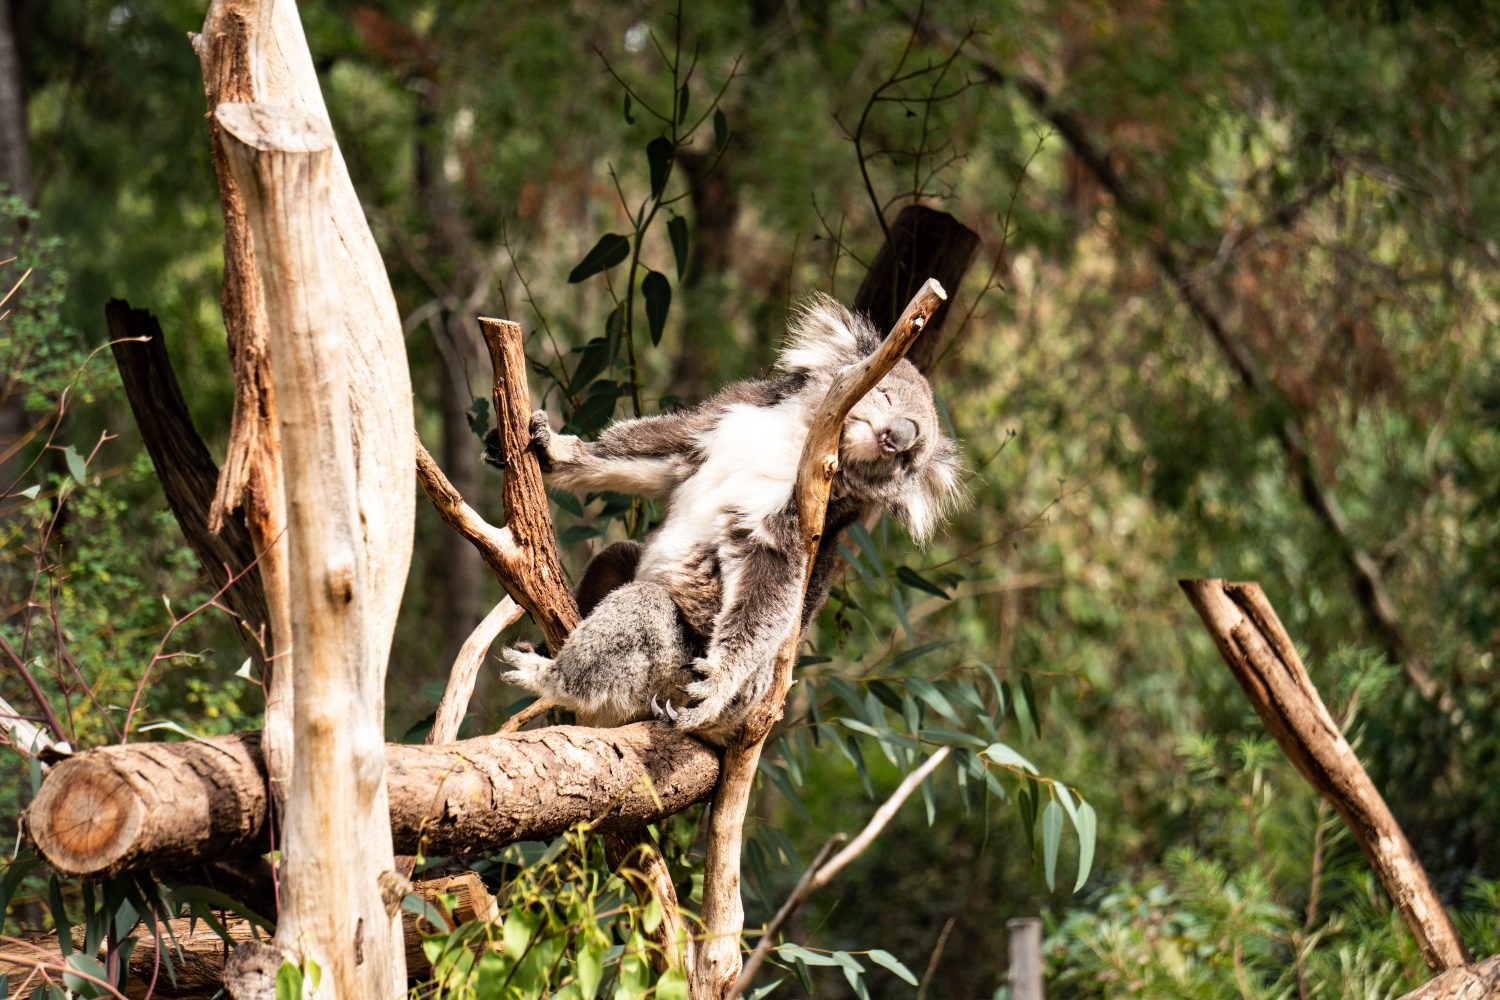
left=501, top=580, right=693, bottom=729
left=576, top=540, right=642, bottom=617
left=513, top=410, right=703, bottom=498
left=669, top=533, right=807, bottom=734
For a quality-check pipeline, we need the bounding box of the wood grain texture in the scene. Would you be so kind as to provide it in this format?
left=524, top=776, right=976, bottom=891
left=26, top=725, right=719, bottom=875
left=1180, top=579, right=1468, bottom=973
left=218, top=98, right=405, bottom=996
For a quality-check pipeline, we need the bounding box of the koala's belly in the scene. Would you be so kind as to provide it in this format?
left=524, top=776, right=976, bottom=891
left=637, top=540, right=721, bottom=637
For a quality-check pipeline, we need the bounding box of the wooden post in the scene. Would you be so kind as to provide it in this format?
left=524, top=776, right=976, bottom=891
left=1179, top=580, right=1469, bottom=972
left=217, top=100, right=404, bottom=996
left=1007, top=918, right=1044, bottom=1000
left=693, top=280, right=948, bottom=998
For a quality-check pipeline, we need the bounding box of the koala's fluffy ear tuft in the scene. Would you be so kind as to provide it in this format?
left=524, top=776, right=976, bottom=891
left=893, top=435, right=967, bottom=545
left=777, top=293, right=883, bottom=374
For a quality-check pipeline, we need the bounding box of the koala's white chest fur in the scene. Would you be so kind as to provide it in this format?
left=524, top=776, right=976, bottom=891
left=636, top=398, right=810, bottom=585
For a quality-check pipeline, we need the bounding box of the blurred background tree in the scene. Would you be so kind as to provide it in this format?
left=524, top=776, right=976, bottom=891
left=3, top=0, right=1498, bottom=996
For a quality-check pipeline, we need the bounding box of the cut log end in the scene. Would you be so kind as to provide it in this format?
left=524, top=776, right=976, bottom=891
left=26, top=759, right=144, bottom=877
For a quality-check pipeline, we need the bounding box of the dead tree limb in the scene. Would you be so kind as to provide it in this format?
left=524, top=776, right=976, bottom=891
left=25, top=724, right=718, bottom=878
left=217, top=99, right=405, bottom=993
left=1179, top=579, right=1468, bottom=972
left=106, top=300, right=270, bottom=667
left=937, top=18, right=1434, bottom=702
left=428, top=597, right=525, bottom=745
left=693, top=279, right=949, bottom=998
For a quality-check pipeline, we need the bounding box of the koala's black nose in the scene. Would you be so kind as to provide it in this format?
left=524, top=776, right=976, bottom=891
left=879, top=418, right=918, bottom=454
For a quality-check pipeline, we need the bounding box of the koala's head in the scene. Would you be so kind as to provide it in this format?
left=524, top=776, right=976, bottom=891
left=777, top=294, right=966, bottom=544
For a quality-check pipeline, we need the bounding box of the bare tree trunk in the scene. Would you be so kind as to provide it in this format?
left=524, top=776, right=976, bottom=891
left=217, top=100, right=407, bottom=996
left=192, top=0, right=419, bottom=807
left=0, top=0, right=31, bottom=203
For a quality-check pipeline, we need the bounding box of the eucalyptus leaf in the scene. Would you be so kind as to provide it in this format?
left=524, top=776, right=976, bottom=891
left=713, top=108, right=729, bottom=150
left=667, top=214, right=689, bottom=280
left=1074, top=801, right=1098, bottom=891
left=1042, top=799, right=1064, bottom=891
left=896, top=565, right=951, bottom=599
left=642, top=269, right=671, bottom=345
left=567, top=233, right=630, bottom=283
left=647, top=136, right=673, bottom=198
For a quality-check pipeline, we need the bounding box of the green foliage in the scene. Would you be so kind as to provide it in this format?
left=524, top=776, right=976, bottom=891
left=414, top=830, right=687, bottom=998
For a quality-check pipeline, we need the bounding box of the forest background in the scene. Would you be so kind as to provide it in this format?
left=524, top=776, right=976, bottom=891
left=2, top=0, right=1499, bottom=996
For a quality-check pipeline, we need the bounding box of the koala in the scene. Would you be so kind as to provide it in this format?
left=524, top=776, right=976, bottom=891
left=487, top=294, right=963, bottom=745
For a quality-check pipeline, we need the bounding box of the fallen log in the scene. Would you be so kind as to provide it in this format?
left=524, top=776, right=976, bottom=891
left=26, top=723, right=718, bottom=878
left=0, top=873, right=499, bottom=999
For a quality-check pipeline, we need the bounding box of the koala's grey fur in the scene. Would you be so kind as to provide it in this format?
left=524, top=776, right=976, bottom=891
left=489, top=294, right=963, bottom=745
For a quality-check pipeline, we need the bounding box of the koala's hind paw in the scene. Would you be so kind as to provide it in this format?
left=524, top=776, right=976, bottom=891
left=650, top=695, right=680, bottom=723
left=499, top=645, right=552, bottom=692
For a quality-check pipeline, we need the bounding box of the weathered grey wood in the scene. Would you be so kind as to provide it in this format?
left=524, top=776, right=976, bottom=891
left=218, top=98, right=404, bottom=996
left=1007, top=917, right=1044, bottom=1000
left=1180, top=579, right=1468, bottom=973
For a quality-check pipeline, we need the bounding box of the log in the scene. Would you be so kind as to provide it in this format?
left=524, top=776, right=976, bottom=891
left=1179, top=580, right=1468, bottom=973
left=217, top=99, right=404, bottom=994
left=26, top=724, right=719, bottom=877
left=0, top=874, right=500, bottom=999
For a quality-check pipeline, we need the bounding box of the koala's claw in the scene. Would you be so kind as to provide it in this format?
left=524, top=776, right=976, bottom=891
left=650, top=695, right=680, bottom=723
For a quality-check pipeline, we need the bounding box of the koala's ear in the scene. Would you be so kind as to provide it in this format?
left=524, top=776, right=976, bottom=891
left=894, top=436, right=966, bottom=545
left=777, top=293, right=881, bottom=374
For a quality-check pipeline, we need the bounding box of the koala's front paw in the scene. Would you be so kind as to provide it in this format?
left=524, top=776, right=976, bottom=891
left=528, top=410, right=556, bottom=473
left=666, top=658, right=729, bottom=731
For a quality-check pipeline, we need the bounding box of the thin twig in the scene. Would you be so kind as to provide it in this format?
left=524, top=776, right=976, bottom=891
left=731, top=746, right=951, bottom=997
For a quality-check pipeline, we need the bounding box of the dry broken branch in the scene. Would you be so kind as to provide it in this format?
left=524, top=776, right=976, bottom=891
left=428, top=596, right=525, bottom=745
left=1180, top=579, right=1468, bottom=972
left=693, top=278, right=949, bottom=998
